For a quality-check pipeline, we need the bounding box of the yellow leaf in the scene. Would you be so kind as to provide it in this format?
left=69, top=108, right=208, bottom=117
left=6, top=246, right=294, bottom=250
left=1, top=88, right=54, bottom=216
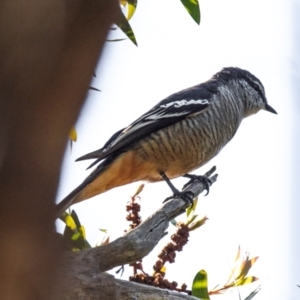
left=234, top=245, right=241, bottom=263
left=236, top=276, right=259, bottom=286
left=133, top=184, right=144, bottom=197
left=127, top=0, right=137, bottom=20
left=188, top=216, right=208, bottom=231
left=236, top=256, right=259, bottom=281
left=64, top=214, right=77, bottom=231
left=79, top=226, right=86, bottom=239
left=69, top=127, right=77, bottom=142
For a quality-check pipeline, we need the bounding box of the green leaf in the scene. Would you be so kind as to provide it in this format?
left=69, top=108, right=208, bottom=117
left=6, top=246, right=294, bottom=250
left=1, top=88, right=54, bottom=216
left=244, top=285, right=261, bottom=300
left=192, top=270, right=210, bottom=299
left=62, top=210, right=91, bottom=250
left=71, top=231, right=81, bottom=241
left=88, top=86, right=101, bottom=92
left=70, top=210, right=81, bottom=229
left=186, top=214, right=198, bottom=226
left=106, top=38, right=127, bottom=42
left=180, top=0, right=201, bottom=24
left=186, top=197, right=198, bottom=218
left=116, top=8, right=137, bottom=46
left=188, top=216, right=208, bottom=231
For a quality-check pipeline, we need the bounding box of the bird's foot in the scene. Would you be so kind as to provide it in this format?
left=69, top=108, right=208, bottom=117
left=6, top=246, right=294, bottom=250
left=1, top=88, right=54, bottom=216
left=182, top=174, right=212, bottom=196
left=163, top=190, right=195, bottom=205
left=159, top=171, right=195, bottom=205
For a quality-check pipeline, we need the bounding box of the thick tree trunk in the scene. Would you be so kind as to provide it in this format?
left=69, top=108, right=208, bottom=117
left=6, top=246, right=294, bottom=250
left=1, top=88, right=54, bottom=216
left=0, top=1, right=118, bottom=299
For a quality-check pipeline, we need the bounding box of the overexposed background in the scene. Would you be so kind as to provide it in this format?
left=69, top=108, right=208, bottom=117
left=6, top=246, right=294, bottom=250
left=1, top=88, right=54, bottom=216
left=57, top=0, right=300, bottom=299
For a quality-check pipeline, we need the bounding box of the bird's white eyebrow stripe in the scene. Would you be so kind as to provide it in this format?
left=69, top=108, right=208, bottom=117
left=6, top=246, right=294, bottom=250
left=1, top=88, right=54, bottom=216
left=160, top=99, right=209, bottom=108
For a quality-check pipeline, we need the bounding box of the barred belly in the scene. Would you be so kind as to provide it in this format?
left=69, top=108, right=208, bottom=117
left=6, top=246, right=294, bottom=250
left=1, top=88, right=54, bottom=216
left=134, top=99, right=242, bottom=181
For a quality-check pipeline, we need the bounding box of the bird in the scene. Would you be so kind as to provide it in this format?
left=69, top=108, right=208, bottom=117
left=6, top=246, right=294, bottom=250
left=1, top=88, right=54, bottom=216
left=56, top=67, right=277, bottom=216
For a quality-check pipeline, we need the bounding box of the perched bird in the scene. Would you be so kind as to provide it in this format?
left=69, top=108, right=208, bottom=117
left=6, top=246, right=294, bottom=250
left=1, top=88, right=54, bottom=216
left=57, top=67, right=276, bottom=216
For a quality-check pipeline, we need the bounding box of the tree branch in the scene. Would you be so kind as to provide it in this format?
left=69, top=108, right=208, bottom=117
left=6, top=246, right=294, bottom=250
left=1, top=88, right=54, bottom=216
left=61, top=167, right=218, bottom=299
left=60, top=271, right=201, bottom=300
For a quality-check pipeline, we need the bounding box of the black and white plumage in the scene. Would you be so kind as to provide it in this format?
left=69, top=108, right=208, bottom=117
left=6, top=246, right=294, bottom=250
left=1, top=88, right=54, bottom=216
left=57, top=67, right=276, bottom=216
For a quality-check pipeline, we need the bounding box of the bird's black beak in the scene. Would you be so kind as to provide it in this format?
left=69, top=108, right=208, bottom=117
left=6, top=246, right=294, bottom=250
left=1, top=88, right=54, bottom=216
left=265, top=103, right=277, bottom=114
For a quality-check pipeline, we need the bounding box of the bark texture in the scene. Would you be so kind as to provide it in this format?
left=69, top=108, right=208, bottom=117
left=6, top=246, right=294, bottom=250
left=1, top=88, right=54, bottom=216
left=60, top=170, right=217, bottom=299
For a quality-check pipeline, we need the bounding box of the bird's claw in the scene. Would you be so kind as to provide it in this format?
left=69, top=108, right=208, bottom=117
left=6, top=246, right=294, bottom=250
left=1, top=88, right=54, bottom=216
left=163, top=190, right=195, bottom=205
left=182, top=174, right=212, bottom=196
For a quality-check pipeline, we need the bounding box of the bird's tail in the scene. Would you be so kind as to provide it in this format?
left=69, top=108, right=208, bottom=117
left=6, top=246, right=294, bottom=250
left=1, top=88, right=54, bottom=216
left=76, top=148, right=104, bottom=162
left=56, top=150, right=146, bottom=218
left=56, top=155, right=113, bottom=217
left=56, top=180, right=93, bottom=218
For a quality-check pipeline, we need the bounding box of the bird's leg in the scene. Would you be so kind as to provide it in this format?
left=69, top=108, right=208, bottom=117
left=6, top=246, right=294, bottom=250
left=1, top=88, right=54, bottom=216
left=182, top=173, right=212, bottom=196
left=159, top=171, right=194, bottom=204
left=159, top=172, right=178, bottom=194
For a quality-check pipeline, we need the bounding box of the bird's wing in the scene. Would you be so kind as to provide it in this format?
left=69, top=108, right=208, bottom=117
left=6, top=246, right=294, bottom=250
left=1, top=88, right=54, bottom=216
left=75, top=127, right=125, bottom=161
left=77, top=85, right=212, bottom=169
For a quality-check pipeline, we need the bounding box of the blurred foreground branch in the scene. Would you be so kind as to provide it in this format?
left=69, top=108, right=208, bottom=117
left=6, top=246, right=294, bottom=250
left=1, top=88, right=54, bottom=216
left=0, top=1, right=118, bottom=299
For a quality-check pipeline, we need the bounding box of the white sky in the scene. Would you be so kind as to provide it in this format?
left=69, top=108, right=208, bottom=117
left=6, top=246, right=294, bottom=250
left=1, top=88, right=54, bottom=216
left=57, top=0, right=299, bottom=299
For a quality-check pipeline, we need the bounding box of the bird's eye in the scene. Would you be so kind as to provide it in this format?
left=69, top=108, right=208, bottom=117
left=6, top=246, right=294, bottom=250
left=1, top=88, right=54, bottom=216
left=252, top=81, right=263, bottom=94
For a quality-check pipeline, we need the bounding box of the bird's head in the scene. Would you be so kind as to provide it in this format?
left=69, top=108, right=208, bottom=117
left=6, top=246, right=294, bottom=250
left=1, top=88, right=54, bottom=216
left=216, top=67, right=277, bottom=117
